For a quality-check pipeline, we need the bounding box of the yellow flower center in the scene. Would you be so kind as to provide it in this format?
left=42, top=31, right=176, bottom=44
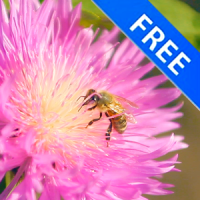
left=9, top=68, right=108, bottom=161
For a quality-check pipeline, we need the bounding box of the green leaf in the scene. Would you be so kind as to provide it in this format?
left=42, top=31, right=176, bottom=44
left=72, top=0, right=113, bottom=30
left=80, top=10, right=113, bottom=30
left=5, top=171, right=12, bottom=187
left=72, top=0, right=105, bottom=16
left=3, top=0, right=10, bottom=9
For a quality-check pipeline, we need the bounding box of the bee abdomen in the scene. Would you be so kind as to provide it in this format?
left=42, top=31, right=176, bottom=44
left=112, top=114, right=127, bottom=134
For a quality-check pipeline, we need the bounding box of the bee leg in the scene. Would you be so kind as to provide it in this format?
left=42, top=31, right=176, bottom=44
left=87, top=104, right=97, bottom=111
left=105, top=113, right=112, bottom=144
left=86, top=112, right=102, bottom=128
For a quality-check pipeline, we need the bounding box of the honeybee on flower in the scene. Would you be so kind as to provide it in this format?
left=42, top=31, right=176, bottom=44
left=79, top=89, right=138, bottom=143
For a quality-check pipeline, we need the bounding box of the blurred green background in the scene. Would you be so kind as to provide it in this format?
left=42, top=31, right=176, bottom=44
left=2, top=0, right=200, bottom=199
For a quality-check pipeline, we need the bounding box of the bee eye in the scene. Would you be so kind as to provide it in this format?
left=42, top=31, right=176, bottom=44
left=91, top=96, right=96, bottom=101
left=91, top=95, right=99, bottom=101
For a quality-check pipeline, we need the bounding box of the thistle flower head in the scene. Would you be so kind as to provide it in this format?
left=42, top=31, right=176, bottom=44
left=0, top=0, right=187, bottom=199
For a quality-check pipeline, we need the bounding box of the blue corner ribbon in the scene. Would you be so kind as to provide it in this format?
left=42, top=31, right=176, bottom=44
left=92, top=0, right=200, bottom=110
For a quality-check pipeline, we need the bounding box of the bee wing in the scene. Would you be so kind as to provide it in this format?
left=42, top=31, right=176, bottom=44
left=125, top=113, right=137, bottom=124
left=112, top=94, right=139, bottom=110
left=112, top=94, right=138, bottom=124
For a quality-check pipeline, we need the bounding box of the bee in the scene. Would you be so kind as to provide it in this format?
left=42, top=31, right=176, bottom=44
left=78, top=89, right=138, bottom=141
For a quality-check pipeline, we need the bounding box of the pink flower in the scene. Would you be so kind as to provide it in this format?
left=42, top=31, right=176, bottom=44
left=0, top=0, right=187, bottom=199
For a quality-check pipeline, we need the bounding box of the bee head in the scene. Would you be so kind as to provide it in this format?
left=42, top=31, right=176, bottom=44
left=78, top=89, right=100, bottom=111
left=84, top=89, right=100, bottom=104
left=85, top=89, right=96, bottom=99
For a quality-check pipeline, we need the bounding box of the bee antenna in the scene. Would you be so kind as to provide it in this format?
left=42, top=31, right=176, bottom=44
left=76, top=96, right=86, bottom=102
left=78, top=100, right=88, bottom=112
left=78, top=104, right=85, bottom=112
left=78, top=106, right=82, bottom=112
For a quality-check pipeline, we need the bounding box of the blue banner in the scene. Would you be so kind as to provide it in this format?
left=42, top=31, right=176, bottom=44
left=92, top=0, right=200, bottom=110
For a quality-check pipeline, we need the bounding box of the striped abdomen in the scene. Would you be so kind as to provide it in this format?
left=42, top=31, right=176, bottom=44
left=107, top=110, right=127, bottom=134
